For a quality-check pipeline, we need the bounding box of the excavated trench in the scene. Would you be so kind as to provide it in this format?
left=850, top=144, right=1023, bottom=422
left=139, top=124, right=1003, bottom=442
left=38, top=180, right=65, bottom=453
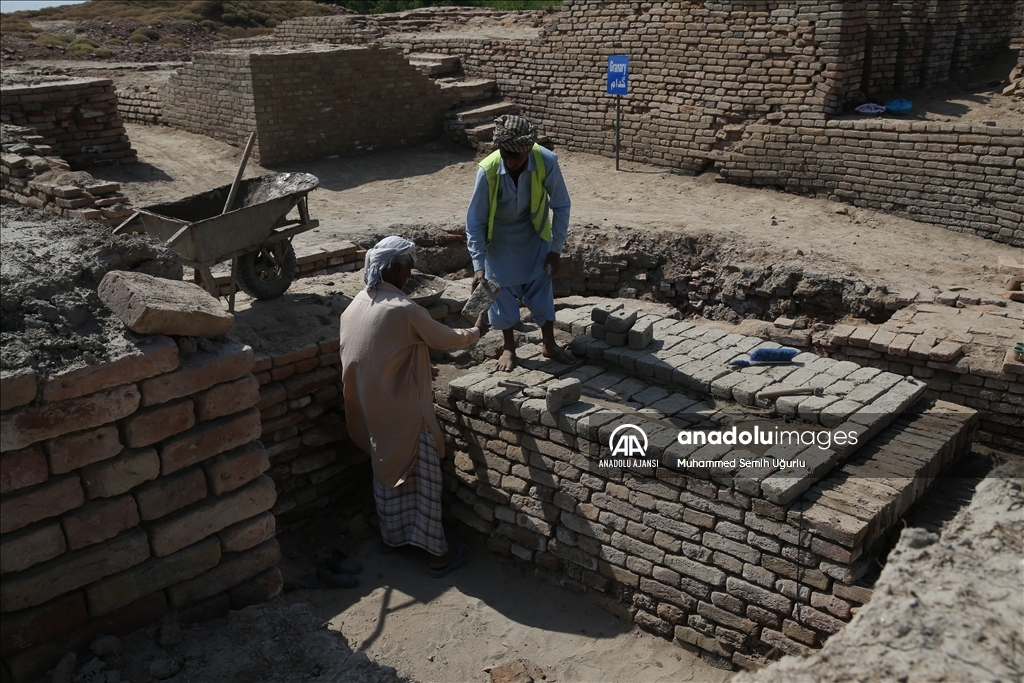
left=350, top=222, right=904, bottom=330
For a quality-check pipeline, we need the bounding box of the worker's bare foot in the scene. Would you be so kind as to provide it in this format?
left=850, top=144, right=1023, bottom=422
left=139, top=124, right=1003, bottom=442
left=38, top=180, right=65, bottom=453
left=542, top=344, right=576, bottom=365
left=497, top=349, right=517, bottom=372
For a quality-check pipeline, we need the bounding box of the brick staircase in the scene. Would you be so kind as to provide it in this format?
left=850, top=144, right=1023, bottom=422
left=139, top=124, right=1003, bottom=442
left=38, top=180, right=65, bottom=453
left=404, top=52, right=520, bottom=152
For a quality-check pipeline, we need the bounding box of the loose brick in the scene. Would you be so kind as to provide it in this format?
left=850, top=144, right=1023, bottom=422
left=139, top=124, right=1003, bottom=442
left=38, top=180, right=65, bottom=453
left=217, top=511, right=275, bottom=553
left=147, top=475, right=276, bottom=556
left=61, top=494, right=140, bottom=550
left=0, top=592, right=87, bottom=658
left=167, top=538, right=280, bottom=607
left=203, top=441, right=270, bottom=495
left=80, top=447, right=159, bottom=499
left=120, top=398, right=195, bottom=448
left=194, top=374, right=261, bottom=421
left=1, top=474, right=83, bottom=534
left=0, top=445, right=47, bottom=494
left=159, top=407, right=261, bottom=475
left=0, top=522, right=66, bottom=574
left=0, top=369, right=37, bottom=411
left=98, top=271, right=233, bottom=337
left=40, top=336, right=178, bottom=403
left=134, top=466, right=207, bottom=521
left=0, top=528, right=149, bottom=612
left=85, top=537, right=221, bottom=616
left=139, top=340, right=253, bottom=407
left=1, top=384, right=140, bottom=453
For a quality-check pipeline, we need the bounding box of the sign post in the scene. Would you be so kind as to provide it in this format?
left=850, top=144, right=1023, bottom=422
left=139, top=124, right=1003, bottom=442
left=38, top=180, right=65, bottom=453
left=606, top=55, right=628, bottom=171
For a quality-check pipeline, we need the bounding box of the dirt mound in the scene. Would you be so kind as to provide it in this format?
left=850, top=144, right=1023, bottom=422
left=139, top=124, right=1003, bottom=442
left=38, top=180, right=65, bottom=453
left=735, top=460, right=1024, bottom=683
left=0, top=205, right=182, bottom=377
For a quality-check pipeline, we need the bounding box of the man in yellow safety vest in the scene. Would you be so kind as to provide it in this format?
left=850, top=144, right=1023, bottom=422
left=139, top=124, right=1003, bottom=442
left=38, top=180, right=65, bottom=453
left=466, top=115, right=573, bottom=371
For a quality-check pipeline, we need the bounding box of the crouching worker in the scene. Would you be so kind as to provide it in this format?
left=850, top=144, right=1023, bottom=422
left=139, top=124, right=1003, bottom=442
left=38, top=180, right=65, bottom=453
left=340, top=236, right=486, bottom=577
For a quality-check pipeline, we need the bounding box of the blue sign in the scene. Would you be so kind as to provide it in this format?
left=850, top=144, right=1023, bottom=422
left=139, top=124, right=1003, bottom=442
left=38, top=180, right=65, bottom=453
left=607, top=55, right=628, bottom=95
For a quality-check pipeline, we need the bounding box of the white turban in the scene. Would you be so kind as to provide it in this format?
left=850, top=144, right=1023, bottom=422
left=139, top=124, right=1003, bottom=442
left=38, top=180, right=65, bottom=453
left=363, top=235, right=416, bottom=291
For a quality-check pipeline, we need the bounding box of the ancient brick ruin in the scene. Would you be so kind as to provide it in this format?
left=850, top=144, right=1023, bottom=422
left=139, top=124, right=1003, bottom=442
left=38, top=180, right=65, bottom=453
left=1, top=0, right=1021, bottom=679
left=161, top=45, right=459, bottom=165
left=274, top=0, right=1023, bottom=245
left=0, top=78, right=136, bottom=169
left=435, top=306, right=978, bottom=669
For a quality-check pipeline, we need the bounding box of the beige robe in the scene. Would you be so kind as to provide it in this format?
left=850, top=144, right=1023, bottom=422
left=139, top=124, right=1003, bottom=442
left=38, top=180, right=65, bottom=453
left=339, top=281, right=479, bottom=487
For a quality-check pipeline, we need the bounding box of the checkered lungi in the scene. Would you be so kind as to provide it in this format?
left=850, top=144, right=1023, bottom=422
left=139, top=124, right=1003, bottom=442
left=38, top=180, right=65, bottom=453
left=373, top=428, right=448, bottom=556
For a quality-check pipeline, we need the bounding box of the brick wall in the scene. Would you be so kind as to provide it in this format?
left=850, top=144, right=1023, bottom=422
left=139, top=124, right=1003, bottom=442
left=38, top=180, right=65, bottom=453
left=435, top=309, right=978, bottom=670
left=1013, top=1, right=1024, bottom=47
left=253, top=340, right=370, bottom=526
left=161, top=46, right=456, bottom=164
left=375, top=1, right=1020, bottom=243
left=715, top=119, right=1024, bottom=246
left=0, top=78, right=136, bottom=170
left=270, top=15, right=373, bottom=45
left=0, top=338, right=280, bottom=683
left=249, top=46, right=457, bottom=165
left=161, top=51, right=258, bottom=150
left=116, top=85, right=162, bottom=125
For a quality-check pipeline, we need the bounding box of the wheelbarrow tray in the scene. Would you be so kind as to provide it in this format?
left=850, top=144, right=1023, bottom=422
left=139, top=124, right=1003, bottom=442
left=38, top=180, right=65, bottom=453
left=136, top=172, right=319, bottom=267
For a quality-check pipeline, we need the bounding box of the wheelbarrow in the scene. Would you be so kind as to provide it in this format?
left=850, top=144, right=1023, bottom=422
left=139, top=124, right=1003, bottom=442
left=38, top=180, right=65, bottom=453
left=117, top=172, right=320, bottom=302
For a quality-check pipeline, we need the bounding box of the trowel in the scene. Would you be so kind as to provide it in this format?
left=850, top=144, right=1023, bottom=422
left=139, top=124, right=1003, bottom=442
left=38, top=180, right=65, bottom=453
left=498, top=380, right=546, bottom=398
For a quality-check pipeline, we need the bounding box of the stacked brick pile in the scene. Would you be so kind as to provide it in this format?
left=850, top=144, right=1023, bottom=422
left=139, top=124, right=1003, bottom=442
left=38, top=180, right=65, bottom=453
left=0, top=78, right=136, bottom=169
left=116, top=85, right=162, bottom=125
left=1, top=132, right=135, bottom=227
left=253, top=341, right=368, bottom=526
left=0, top=337, right=280, bottom=682
left=814, top=307, right=1024, bottom=452
left=717, top=119, right=1024, bottom=246
left=434, top=307, right=977, bottom=670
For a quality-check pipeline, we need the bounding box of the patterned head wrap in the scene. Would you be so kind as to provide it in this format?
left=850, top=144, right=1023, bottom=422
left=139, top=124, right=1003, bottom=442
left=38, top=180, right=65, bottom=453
left=493, top=115, right=537, bottom=153
left=363, top=235, right=416, bottom=291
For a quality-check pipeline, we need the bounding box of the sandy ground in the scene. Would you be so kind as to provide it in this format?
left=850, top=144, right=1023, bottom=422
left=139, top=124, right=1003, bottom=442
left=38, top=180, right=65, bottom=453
left=92, top=122, right=1019, bottom=306
left=276, top=513, right=732, bottom=683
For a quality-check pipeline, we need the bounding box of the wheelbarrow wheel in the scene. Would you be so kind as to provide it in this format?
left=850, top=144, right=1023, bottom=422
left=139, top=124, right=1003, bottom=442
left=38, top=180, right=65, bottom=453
left=237, top=241, right=297, bottom=300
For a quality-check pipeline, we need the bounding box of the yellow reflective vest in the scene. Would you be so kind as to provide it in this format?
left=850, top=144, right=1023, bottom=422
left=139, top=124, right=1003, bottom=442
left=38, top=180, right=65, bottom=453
left=478, top=144, right=551, bottom=244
